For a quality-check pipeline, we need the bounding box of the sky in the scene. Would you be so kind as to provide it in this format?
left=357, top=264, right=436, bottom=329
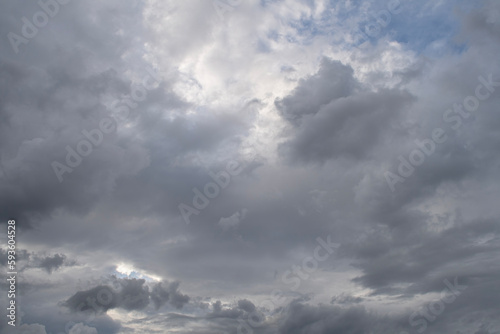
left=1, top=0, right=500, bottom=333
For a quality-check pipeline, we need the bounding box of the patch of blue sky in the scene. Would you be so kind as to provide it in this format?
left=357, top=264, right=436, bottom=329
left=284, top=9, right=339, bottom=45
left=387, top=0, right=475, bottom=56
left=327, top=0, right=477, bottom=55
left=260, top=0, right=477, bottom=55
left=113, top=269, right=158, bottom=281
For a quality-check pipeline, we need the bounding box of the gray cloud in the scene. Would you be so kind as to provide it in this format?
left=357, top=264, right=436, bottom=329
left=277, top=58, right=415, bottom=163
left=64, top=277, right=190, bottom=315
left=275, top=58, right=361, bottom=125
left=151, top=281, right=190, bottom=310
left=237, top=299, right=256, bottom=313
left=0, top=249, right=75, bottom=274
left=330, top=293, right=364, bottom=305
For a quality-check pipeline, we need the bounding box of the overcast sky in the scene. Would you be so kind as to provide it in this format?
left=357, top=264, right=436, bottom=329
left=1, top=0, right=500, bottom=333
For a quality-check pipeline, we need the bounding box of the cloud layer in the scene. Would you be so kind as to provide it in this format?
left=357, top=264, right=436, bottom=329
left=1, top=0, right=500, bottom=333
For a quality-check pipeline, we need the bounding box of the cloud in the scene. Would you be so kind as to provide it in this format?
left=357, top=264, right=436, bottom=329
left=330, top=293, right=364, bottom=305
left=275, top=58, right=361, bottom=125
left=277, top=57, right=415, bottom=163
left=2, top=1, right=500, bottom=333
left=35, top=253, right=74, bottom=274
left=237, top=299, right=256, bottom=313
left=151, top=281, right=190, bottom=310
left=0, top=249, right=75, bottom=274
left=68, top=323, right=98, bottom=334
left=278, top=301, right=399, bottom=334
left=218, top=209, right=247, bottom=231
left=64, top=278, right=190, bottom=315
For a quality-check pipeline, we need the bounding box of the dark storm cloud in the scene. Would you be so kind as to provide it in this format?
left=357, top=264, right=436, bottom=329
left=64, top=285, right=119, bottom=313
left=33, top=253, right=76, bottom=273
left=207, top=300, right=243, bottom=319
left=150, top=282, right=171, bottom=310
left=238, top=299, right=257, bottom=313
left=348, top=218, right=500, bottom=297
left=276, top=57, right=415, bottom=163
left=37, top=253, right=65, bottom=273
left=150, top=281, right=190, bottom=310
left=275, top=58, right=360, bottom=125
left=116, top=278, right=151, bottom=311
left=0, top=248, right=75, bottom=273
left=0, top=16, right=153, bottom=227
left=0, top=0, right=252, bottom=229
left=64, top=278, right=190, bottom=314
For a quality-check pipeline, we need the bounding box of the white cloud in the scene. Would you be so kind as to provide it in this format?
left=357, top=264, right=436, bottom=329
left=218, top=209, right=247, bottom=230
left=69, top=323, right=98, bottom=334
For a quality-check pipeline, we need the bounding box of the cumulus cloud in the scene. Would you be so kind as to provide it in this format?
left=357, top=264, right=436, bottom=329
left=64, top=278, right=189, bottom=315
left=0, top=249, right=75, bottom=274
left=277, top=57, right=415, bottom=163
left=35, top=253, right=75, bottom=274
left=150, top=281, right=190, bottom=310
left=237, top=299, right=256, bottom=313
